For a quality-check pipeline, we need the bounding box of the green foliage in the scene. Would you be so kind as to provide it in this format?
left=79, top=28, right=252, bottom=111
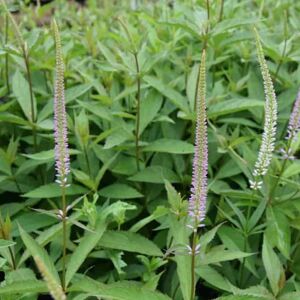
left=0, top=0, right=299, bottom=299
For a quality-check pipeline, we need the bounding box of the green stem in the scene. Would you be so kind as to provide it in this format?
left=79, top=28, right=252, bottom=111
left=84, top=144, right=91, bottom=177
left=5, top=14, right=9, bottom=94
left=274, top=10, right=288, bottom=83
left=14, top=176, right=22, bottom=193
left=269, top=138, right=293, bottom=202
left=134, top=52, right=141, bottom=171
left=117, top=18, right=140, bottom=170
left=239, top=189, right=256, bottom=287
left=61, top=184, right=67, bottom=292
left=8, top=246, right=16, bottom=270
left=206, top=0, right=210, bottom=26
left=268, top=159, right=288, bottom=203
left=218, top=0, right=224, bottom=22
left=190, top=230, right=197, bottom=300
left=23, top=50, right=37, bottom=151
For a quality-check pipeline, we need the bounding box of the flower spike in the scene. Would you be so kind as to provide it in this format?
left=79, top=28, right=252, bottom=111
left=53, top=20, right=70, bottom=187
left=188, top=49, right=208, bottom=229
left=286, top=90, right=300, bottom=142
left=250, top=28, right=277, bottom=189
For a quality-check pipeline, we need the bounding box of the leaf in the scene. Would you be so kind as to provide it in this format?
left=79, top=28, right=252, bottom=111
left=65, top=217, right=107, bottom=287
left=266, top=207, right=291, bottom=259
left=262, top=235, right=282, bottom=296
left=230, top=284, right=274, bottom=299
left=218, top=226, right=258, bottom=277
left=248, top=199, right=267, bottom=232
left=165, top=180, right=182, bottom=211
left=0, top=280, right=47, bottom=295
left=129, top=166, right=180, bottom=183
left=216, top=159, right=242, bottom=179
left=5, top=268, right=36, bottom=285
left=18, top=225, right=60, bottom=285
left=199, top=224, right=223, bottom=251
left=143, top=139, right=194, bottom=154
left=18, top=211, right=82, bottom=266
left=144, top=75, right=189, bottom=114
left=283, top=161, right=300, bottom=178
left=12, top=70, right=36, bottom=121
left=65, top=84, right=92, bottom=103
left=77, top=100, right=111, bottom=121
left=129, top=206, right=168, bottom=233
left=169, top=215, right=191, bottom=300
left=100, top=281, right=171, bottom=300
left=99, top=183, right=143, bottom=199
left=98, top=230, right=162, bottom=256
left=22, top=149, right=80, bottom=161
left=208, top=98, right=264, bottom=118
left=0, top=239, right=15, bottom=248
left=22, top=183, right=88, bottom=198
left=196, top=265, right=231, bottom=292
left=71, top=275, right=171, bottom=300
left=12, top=212, right=57, bottom=236
left=279, top=292, right=300, bottom=300
left=200, top=246, right=253, bottom=265
left=139, top=91, right=163, bottom=134
left=215, top=296, right=266, bottom=300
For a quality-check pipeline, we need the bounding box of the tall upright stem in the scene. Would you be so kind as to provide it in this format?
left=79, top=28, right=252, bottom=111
left=5, top=14, right=9, bottom=94
left=23, top=50, right=37, bottom=151
left=274, top=10, right=288, bottom=82
left=134, top=52, right=141, bottom=171
left=218, top=0, right=224, bottom=22
left=239, top=189, right=256, bottom=286
left=206, top=0, right=210, bottom=24
left=61, top=184, right=67, bottom=291
left=117, top=18, right=141, bottom=170
left=8, top=246, right=16, bottom=270
left=190, top=230, right=197, bottom=300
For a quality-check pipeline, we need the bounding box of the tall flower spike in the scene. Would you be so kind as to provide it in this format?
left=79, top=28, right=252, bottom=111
left=286, top=90, right=300, bottom=142
left=53, top=20, right=70, bottom=187
left=188, top=49, right=208, bottom=230
left=250, top=28, right=277, bottom=190
left=1, top=0, right=24, bottom=50
left=34, top=256, right=66, bottom=300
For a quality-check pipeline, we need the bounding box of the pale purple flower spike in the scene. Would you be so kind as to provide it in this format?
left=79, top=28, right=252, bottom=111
left=53, top=20, right=70, bottom=187
left=188, top=49, right=208, bottom=230
left=286, top=90, right=300, bottom=142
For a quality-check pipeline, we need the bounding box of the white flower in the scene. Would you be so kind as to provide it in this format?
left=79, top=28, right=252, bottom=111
left=251, top=28, right=277, bottom=179
left=249, top=180, right=263, bottom=190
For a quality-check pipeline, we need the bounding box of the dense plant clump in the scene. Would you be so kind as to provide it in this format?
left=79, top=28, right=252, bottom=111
left=0, top=1, right=299, bottom=300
